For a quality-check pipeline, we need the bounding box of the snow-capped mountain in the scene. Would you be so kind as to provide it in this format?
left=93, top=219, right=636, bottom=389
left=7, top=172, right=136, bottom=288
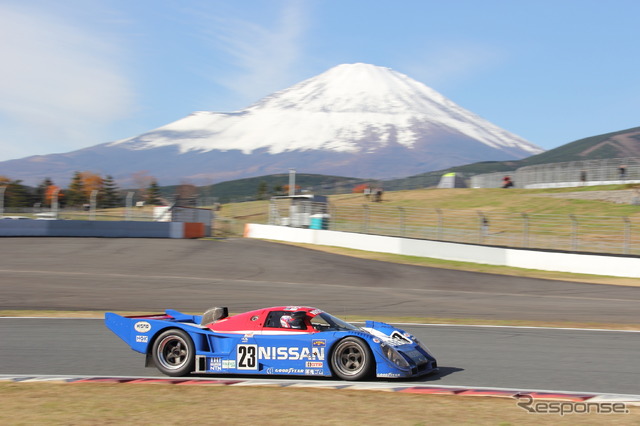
left=1, top=63, right=543, bottom=186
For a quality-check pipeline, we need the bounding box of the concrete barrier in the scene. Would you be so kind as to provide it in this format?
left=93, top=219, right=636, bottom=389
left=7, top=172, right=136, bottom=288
left=244, top=223, right=640, bottom=278
left=0, top=220, right=206, bottom=239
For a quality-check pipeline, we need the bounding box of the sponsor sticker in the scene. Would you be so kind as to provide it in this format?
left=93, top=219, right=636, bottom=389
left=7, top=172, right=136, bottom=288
left=209, top=357, right=222, bottom=371
left=135, top=335, right=149, bottom=343
left=134, top=321, right=151, bottom=333
left=222, top=360, right=236, bottom=369
left=258, top=346, right=325, bottom=361
left=305, top=361, right=323, bottom=368
left=305, top=369, right=324, bottom=376
left=378, top=372, right=402, bottom=378
left=267, top=367, right=304, bottom=375
left=312, top=339, right=326, bottom=347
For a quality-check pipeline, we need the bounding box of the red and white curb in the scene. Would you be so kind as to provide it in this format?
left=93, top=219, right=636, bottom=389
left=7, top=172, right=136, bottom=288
left=1, top=375, right=639, bottom=404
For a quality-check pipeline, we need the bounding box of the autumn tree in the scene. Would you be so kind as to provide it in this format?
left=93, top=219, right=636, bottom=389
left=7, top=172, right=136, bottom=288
left=44, top=185, right=63, bottom=207
left=82, top=172, right=104, bottom=201
left=352, top=183, right=369, bottom=193
left=174, top=183, right=197, bottom=206
left=35, top=178, right=54, bottom=206
left=282, top=184, right=301, bottom=195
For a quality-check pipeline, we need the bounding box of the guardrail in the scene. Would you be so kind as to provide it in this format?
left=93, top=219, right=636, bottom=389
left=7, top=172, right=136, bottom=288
left=325, top=204, right=640, bottom=256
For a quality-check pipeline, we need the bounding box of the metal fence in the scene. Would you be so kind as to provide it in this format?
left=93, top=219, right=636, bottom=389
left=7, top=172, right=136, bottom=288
left=472, top=157, right=640, bottom=188
left=323, top=204, right=640, bottom=256
left=0, top=206, right=158, bottom=221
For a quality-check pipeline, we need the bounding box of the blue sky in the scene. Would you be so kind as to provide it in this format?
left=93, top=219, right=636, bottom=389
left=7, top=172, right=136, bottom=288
left=1, top=0, right=639, bottom=162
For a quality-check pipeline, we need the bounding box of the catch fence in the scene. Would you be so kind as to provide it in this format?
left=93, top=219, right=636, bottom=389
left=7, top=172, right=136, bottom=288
left=471, top=157, right=640, bottom=188
left=323, top=204, right=640, bottom=256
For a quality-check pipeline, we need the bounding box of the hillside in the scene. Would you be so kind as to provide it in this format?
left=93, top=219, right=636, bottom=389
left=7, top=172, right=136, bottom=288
left=395, top=126, right=640, bottom=181
left=158, top=174, right=368, bottom=203
left=519, top=126, right=640, bottom=165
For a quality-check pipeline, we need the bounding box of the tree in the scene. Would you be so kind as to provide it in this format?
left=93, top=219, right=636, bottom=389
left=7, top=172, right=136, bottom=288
left=44, top=185, right=63, bottom=207
left=81, top=172, right=104, bottom=203
left=101, top=175, right=120, bottom=208
left=257, top=181, right=269, bottom=200
left=282, top=184, right=300, bottom=195
left=272, top=184, right=284, bottom=196
left=146, top=180, right=163, bottom=205
left=174, top=183, right=197, bottom=206
left=0, top=177, right=32, bottom=208
left=132, top=171, right=155, bottom=201
left=35, top=178, right=54, bottom=207
left=65, top=172, right=86, bottom=206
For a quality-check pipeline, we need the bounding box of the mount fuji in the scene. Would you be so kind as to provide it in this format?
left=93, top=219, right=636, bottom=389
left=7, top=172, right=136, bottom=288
left=2, top=63, right=543, bottom=186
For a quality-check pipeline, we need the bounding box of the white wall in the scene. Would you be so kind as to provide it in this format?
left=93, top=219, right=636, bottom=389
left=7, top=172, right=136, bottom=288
left=244, top=224, right=640, bottom=279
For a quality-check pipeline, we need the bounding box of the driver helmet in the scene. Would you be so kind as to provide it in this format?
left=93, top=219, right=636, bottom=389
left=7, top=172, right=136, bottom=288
left=280, top=314, right=302, bottom=329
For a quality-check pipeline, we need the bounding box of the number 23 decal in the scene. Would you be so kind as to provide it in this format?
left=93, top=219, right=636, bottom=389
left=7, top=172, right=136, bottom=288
left=237, top=344, right=257, bottom=370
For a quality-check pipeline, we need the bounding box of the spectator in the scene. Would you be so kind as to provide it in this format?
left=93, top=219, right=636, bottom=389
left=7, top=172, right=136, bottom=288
left=374, top=188, right=383, bottom=202
left=619, top=165, right=627, bottom=180
left=501, top=176, right=514, bottom=188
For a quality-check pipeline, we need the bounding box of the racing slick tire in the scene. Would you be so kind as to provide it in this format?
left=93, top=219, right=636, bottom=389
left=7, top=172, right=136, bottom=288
left=330, top=337, right=374, bottom=381
left=151, top=329, right=195, bottom=377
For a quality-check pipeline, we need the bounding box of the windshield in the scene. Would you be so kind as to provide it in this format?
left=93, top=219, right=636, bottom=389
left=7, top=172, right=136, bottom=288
left=311, top=312, right=359, bottom=331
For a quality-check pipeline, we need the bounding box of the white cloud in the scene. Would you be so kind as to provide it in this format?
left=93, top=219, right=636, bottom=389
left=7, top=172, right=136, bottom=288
left=194, top=1, right=309, bottom=106
left=0, top=3, right=134, bottom=159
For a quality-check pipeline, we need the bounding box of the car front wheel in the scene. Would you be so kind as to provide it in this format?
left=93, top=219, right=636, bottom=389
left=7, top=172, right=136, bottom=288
left=330, top=337, right=373, bottom=380
left=151, top=329, right=195, bottom=377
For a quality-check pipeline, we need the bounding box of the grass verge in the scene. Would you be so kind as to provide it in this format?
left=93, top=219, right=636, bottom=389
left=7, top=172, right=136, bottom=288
left=1, top=382, right=637, bottom=425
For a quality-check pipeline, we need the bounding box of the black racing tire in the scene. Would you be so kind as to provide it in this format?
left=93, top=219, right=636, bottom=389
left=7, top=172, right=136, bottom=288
left=330, top=337, right=374, bottom=381
left=151, top=329, right=195, bottom=377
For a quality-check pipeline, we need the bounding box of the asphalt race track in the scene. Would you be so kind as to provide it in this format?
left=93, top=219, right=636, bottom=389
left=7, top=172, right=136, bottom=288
left=2, top=318, right=638, bottom=395
left=1, top=238, right=639, bottom=323
left=1, top=238, right=640, bottom=394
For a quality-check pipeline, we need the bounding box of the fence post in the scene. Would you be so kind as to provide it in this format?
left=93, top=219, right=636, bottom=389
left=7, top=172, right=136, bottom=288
left=477, top=211, right=488, bottom=243
left=623, top=216, right=631, bottom=255
left=90, top=190, right=98, bottom=221
left=570, top=214, right=578, bottom=251
left=521, top=213, right=529, bottom=248
left=362, top=204, right=369, bottom=233
left=51, top=187, right=60, bottom=219
left=327, top=203, right=336, bottom=231
left=0, top=186, right=5, bottom=217
left=125, top=192, right=134, bottom=221
left=398, top=206, right=405, bottom=237
left=436, top=208, right=443, bottom=240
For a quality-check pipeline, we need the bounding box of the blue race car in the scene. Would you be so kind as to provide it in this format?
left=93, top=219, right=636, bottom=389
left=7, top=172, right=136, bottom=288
left=105, top=306, right=438, bottom=381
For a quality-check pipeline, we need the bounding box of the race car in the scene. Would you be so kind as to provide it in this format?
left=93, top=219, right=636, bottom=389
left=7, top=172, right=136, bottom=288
left=105, top=306, right=438, bottom=381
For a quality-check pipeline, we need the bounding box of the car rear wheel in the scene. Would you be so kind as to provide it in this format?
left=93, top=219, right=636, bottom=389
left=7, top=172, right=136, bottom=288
left=330, top=337, right=373, bottom=380
left=151, top=329, right=195, bottom=377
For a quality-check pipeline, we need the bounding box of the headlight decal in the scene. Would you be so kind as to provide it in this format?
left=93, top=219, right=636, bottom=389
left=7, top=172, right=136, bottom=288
left=381, top=343, right=410, bottom=368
